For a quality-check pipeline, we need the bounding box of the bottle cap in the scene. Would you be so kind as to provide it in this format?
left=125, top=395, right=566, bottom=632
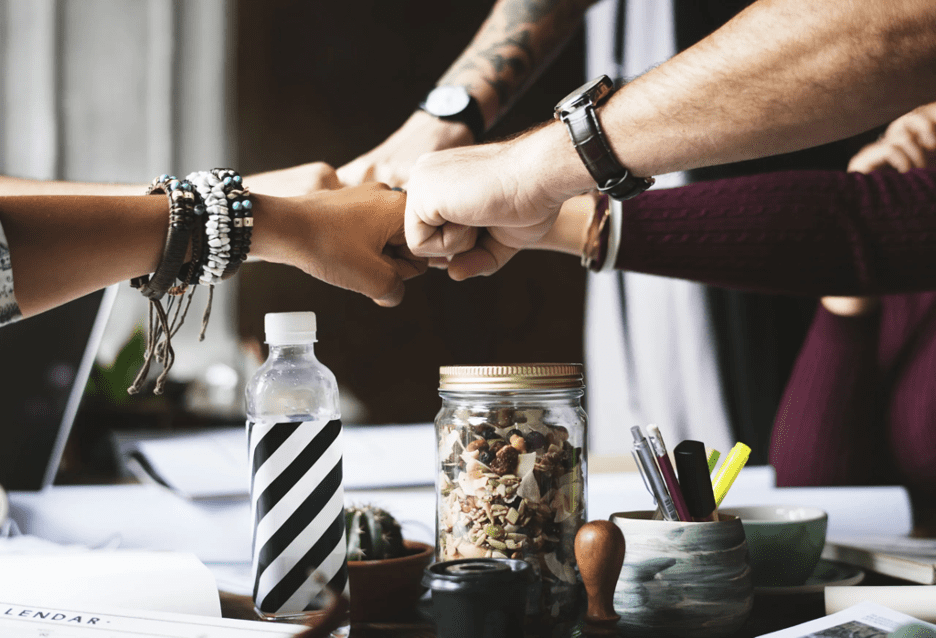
left=264, top=312, right=317, bottom=345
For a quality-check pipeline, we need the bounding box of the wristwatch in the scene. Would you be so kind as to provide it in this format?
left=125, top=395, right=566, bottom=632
left=554, top=75, right=654, bottom=200
left=420, top=85, right=485, bottom=143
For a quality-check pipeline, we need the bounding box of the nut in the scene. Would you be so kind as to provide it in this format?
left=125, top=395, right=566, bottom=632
left=466, top=439, right=489, bottom=453
left=510, top=434, right=527, bottom=453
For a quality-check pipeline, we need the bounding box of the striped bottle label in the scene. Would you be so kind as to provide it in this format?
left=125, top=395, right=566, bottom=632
left=248, top=418, right=349, bottom=616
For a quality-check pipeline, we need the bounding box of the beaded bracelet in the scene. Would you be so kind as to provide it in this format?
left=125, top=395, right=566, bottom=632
left=210, top=168, right=253, bottom=280
left=186, top=170, right=232, bottom=285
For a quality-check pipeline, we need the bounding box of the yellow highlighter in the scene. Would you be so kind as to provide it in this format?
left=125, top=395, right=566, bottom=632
left=706, top=448, right=721, bottom=474
left=711, top=442, right=751, bottom=507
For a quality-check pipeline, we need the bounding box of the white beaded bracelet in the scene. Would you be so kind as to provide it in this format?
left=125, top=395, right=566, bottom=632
left=186, top=170, right=232, bottom=285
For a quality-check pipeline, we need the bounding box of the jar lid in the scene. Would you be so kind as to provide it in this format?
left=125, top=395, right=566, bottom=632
left=422, top=558, right=533, bottom=593
left=439, top=364, right=584, bottom=391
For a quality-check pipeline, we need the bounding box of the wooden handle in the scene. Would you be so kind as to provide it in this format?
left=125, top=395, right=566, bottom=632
left=575, top=520, right=625, bottom=627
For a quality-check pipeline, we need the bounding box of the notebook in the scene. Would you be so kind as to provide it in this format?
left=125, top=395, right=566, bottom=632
left=0, top=285, right=118, bottom=490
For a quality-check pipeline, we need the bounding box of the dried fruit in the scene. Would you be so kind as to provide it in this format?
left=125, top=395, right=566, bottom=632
left=490, top=444, right=519, bottom=476
left=488, top=439, right=507, bottom=454
left=524, top=431, right=547, bottom=451
left=479, top=450, right=495, bottom=465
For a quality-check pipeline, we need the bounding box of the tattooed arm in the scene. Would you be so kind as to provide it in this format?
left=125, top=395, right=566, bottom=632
left=336, top=0, right=594, bottom=188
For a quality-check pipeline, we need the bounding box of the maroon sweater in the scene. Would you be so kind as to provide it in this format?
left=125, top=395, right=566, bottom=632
left=613, top=167, right=936, bottom=506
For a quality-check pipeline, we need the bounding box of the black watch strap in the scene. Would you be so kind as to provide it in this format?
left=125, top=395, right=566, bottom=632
left=564, top=106, right=654, bottom=200
left=420, top=94, right=485, bottom=144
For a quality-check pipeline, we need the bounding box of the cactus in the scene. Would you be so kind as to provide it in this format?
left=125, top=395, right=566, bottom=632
left=345, top=504, right=406, bottom=561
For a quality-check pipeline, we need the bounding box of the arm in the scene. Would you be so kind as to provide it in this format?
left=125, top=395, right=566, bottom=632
left=533, top=167, right=936, bottom=296
left=406, top=0, right=936, bottom=274
left=0, top=183, right=422, bottom=318
left=336, top=0, right=594, bottom=187
left=0, top=162, right=341, bottom=199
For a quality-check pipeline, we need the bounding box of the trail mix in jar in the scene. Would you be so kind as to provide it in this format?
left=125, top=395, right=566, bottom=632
left=437, top=406, right=585, bottom=624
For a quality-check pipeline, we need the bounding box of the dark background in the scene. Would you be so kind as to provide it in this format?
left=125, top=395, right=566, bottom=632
left=235, top=0, right=588, bottom=425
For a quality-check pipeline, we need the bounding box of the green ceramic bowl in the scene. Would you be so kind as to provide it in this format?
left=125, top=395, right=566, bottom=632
left=721, top=506, right=828, bottom=587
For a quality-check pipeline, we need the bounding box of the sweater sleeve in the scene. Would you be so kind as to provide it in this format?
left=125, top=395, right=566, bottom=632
left=614, top=167, right=936, bottom=296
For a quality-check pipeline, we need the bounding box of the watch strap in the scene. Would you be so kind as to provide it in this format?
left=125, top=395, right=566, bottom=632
left=420, top=94, right=485, bottom=143
left=564, top=105, right=654, bottom=200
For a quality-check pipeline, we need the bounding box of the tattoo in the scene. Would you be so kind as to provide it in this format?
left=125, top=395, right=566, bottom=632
left=439, top=0, right=591, bottom=114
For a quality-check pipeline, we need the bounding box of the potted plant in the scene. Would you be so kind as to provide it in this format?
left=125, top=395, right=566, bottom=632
left=345, top=504, right=434, bottom=623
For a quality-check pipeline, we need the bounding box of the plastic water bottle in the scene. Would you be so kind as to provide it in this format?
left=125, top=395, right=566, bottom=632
left=245, top=311, right=348, bottom=631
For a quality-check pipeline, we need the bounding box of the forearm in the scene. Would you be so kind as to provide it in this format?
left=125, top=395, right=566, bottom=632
left=604, top=0, right=936, bottom=177
left=513, top=0, right=936, bottom=202
left=1, top=193, right=288, bottom=317
left=0, top=175, right=144, bottom=196
left=613, top=167, right=936, bottom=296
left=437, top=0, right=594, bottom=126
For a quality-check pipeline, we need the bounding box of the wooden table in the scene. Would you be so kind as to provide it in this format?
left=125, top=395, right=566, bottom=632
left=220, top=571, right=910, bottom=637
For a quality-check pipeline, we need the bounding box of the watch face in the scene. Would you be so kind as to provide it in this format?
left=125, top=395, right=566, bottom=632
left=424, top=86, right=471, bottom=117
left=554, top=75, right=614, bottom=118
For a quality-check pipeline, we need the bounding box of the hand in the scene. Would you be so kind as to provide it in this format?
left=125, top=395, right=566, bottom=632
left=405, top=131, right=576, bottom=280
left=246, top=162, right=341, bottom=197
left=255, top=184, right=426, bottom=307
left=336, top=111, right=475, bottom=188
left=847, top=102, right=936, bottom=173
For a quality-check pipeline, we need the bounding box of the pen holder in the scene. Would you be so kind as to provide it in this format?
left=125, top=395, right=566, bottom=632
left=610, top=511, right=753, bottom=638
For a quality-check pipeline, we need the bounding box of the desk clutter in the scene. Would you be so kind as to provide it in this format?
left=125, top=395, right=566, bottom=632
left=2, top=329, right=935, bottom=637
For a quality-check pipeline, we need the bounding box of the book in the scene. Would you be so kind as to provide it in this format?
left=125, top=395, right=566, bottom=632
left=757, top=601, right=934, bottom=638
left=823, top=537, right=936, bottom=584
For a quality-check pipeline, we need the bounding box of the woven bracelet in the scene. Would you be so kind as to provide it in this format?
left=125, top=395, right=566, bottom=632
left=131, top=175, right=197, bottom=299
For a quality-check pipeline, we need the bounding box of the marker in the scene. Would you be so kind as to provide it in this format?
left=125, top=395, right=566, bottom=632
left=646, top=425, right=691, bottom=522
left=706, top=448, right=721, bottom=474
left=712, top=442, right=751, bottom=507
left=631, top=426, right=680, bottom=521
left=674, top=440, right=719, bottom=522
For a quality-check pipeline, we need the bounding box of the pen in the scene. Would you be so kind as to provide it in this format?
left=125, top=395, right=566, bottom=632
left=631, top=426, right=680, bottom=521
left=646, top=424, right=691, bottom=522
left=707, top=448, right=721, bottom=474
left=712, top=442, right=751, bottom=507
left=674, top=440, right=719, bottom=522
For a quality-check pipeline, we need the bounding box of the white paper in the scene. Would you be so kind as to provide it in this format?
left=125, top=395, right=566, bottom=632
left=133, top=430, right=248, bottom=499
left=826, top=587, right=936, bottom=623
left=757, top=601, right=935, bottom=638
left=0, top=552, right=220, bottom=617
left=9, top=485, right=252, bottom=563
left=122, top=423, right=436, bottom=499
left=0, top=600, right=305, bottom=637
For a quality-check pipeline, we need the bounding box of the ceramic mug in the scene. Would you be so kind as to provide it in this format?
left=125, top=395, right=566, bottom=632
left=720, top=505, right=828, bottom=587
left=610, top=511, right=753, bottom=638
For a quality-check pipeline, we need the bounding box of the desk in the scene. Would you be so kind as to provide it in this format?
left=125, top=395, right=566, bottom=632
left=6, top=476, right=921, bottom=637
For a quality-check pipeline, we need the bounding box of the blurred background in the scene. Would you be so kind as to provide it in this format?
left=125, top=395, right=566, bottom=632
left=0, top=0, right=586, bottom=483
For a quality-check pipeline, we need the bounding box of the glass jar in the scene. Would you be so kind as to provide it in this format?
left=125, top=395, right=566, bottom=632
left=435, top=364, right=587, bottom=637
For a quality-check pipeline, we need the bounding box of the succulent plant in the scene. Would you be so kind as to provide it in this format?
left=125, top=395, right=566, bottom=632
left=345, top=504, right=405, bottom=561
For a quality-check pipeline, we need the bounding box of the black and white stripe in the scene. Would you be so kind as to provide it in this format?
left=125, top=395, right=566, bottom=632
left=248, top=419, right=348, bottom=616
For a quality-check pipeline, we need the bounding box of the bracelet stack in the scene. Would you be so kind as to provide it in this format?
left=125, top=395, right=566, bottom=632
left=129, top=169, right=253, bottom=395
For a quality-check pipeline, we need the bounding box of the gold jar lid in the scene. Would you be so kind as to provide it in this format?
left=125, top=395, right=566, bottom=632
left=439, top=364, right=584, bottom=391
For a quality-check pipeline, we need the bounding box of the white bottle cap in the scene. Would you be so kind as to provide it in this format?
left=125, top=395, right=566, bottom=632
left=264, top=311, right=317, bottom=345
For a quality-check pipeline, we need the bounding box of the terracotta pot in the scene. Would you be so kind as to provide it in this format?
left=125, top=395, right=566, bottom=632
left=347, top=539, right=434, bottom=623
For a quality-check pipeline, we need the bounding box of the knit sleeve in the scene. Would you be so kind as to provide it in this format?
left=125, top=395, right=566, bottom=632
left=614, top=167, right=936, bottom=296
left=0, top=219, right=23, bottom=327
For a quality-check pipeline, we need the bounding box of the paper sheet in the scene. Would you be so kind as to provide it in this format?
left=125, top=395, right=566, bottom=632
left=826, top=587, right=936, bottom=623
left=121, top=423, right=436, bottom=499
left=0, top=600, right=306, bottom=637
left=757, top=601, right=935, bottom=638
left=0, top=552, right=221, bottom=617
